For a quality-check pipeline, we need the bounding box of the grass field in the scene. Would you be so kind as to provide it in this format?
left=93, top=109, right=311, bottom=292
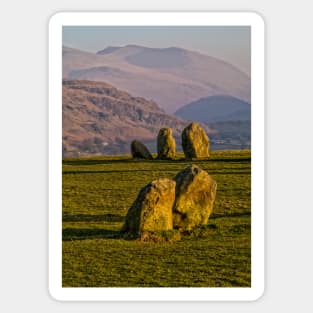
left=62, top=150, right=251, bottom=287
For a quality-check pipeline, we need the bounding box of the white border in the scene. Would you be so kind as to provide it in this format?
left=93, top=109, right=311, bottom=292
left=49, top=12, right=264, bottom=301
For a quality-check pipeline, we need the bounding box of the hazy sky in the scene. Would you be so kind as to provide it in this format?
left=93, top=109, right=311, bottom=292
left=63, top=26, right=250, bottom=75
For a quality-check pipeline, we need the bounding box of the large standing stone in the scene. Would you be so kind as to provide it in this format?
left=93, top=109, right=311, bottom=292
left=181, top=122, right=210, bottom=159
left=122, top=178, right=176, bottom=238
left=173, top=165, right=217, bottom=231
left=130, top=140, right=153, bottom=159
left=157, top=128, right=176, bottom=160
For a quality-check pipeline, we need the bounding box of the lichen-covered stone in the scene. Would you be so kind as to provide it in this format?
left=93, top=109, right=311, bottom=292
left=173, top=165, right=217, bottom=231
left=130, top=140, right=153, bottom=159
left=181, top=122, right=210, bottom=159
left=122, top=178, right=176, bottom=239
left=157, top=128, right=176, bottom=160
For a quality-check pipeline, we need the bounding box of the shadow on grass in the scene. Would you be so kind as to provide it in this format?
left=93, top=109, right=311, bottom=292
left=63, top=228, right=122, bottom=241
left=63, top=169, right=250, bottom=176
left=63, top=169, right=170, bottom=175
left=209, top=157, right=251, bottom=163
left=63, top=158, right=186, bottom=166
left=63, top=159, right=133, bottom=166
left=207, top=171, right=251, bottom=175
left=210, top=212, right=251, bottom=220
left=63, top=156, right=250, bottom=167
left=63, top=213, right=125, bottom=223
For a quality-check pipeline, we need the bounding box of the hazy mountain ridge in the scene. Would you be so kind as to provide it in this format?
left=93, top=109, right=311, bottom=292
left=63, top=45, right=250, bottom=113
left=174, top=95, right=251, bottom=124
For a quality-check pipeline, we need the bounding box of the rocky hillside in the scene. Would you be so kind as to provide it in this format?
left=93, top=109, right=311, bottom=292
left=62, top=79, right=205, bottom=157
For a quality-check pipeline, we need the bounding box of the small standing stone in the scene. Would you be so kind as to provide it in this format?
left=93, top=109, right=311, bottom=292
left=181, top=122, right=210, bottom=159
left=157, top=128, right=176, bottom=160
left=130, top=140, right=153, bottom=159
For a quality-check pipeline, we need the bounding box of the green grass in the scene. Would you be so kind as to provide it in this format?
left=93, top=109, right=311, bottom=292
left=62, top=150, right=251, bottom=287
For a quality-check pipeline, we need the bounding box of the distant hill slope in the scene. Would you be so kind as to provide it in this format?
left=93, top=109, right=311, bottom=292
left=174, top=95, right=251, bottom=123
left=63, top=45, right=250, bottom=113
left=208, top=120, right=251, bottom=150
left=62, top=79, right=210, bottom=156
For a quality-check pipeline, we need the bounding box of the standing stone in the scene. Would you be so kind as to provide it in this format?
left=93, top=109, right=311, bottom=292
left=181, top=122, right=210, bottom=159
left=173, top=165, right=217, bottom=231
left=122, top=178, right=176, bottom=238
left=157, top=128, right=176, bottom=160
left=131, top=140, right=153, bottom=159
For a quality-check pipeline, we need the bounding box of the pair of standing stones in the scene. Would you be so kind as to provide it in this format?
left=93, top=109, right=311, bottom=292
left=131, top=122, right=210, bottom=160
left=122, top=164, right=217, bottom=240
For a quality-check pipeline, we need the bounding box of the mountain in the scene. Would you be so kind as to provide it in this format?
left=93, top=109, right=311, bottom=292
left=62, top=79, right=210, bottom=157
left=174, top=95, right=251, bottom=124
left=63, top=45, right=250, bottom=113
